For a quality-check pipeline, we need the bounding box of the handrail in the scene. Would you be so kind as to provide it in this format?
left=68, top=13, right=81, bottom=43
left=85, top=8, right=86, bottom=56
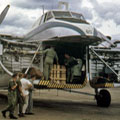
left=90, top=47, right=118, bottom=77
left=25, top=42, right=42, bottom=74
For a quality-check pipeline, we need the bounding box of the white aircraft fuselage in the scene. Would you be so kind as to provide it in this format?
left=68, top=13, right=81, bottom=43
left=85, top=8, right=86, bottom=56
left=24, top=10, right=112, bottom=46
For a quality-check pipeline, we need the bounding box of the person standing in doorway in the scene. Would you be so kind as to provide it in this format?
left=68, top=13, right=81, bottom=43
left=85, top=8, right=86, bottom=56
left=64, top=54, right=78, bottom=83
left=43, top=46, right=58, bottom=80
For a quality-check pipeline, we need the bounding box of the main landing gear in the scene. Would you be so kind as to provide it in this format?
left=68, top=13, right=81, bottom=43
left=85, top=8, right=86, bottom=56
left=95, top=89, right=111, bottom=107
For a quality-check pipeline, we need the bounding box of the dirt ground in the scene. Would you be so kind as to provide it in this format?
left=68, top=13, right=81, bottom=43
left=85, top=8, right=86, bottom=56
left=0, top=84, right=120, bottom=120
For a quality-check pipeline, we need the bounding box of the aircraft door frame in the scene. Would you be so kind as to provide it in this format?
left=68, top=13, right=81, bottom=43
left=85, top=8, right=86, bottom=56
left=0, top=44, right=3, bottom=55
left=86, top=46, right=90, bottom=81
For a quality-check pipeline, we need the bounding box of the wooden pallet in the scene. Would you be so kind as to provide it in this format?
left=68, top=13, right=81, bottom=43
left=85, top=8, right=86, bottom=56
left=50, top=64, right=66, bottom=84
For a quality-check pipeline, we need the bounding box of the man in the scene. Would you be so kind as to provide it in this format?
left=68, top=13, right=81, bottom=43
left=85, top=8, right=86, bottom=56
left=43, top=46, right=58, bottom=80
left=1, top=73, right=18, bottom=119
left=16, top=73, right=25, bottom=117
left=20, top=74, right=32, bottom=115
left=72, top=58, right=83, bottom=84
left=26, top=75, right=36, bottom=115
left=64, top=54, right=78, bottom=83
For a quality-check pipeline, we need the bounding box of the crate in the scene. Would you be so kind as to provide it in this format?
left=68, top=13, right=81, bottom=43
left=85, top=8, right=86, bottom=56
left=50, top=64, right=66, bottom=84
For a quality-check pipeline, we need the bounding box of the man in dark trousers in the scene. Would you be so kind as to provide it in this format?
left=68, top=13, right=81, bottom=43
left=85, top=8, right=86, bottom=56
left=64, top=54, right=78, bottom=83
left=17, top=73, right=25, bottom=117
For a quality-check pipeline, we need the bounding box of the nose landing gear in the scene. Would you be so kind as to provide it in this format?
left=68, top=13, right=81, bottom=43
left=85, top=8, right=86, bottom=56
left=95, top=89, right=111, bottom=107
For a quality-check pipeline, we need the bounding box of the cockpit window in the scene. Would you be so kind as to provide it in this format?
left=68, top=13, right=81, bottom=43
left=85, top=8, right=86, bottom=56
left=46, top=12, right=53, bottom=21
left=32, top=11, right=88, bottom=27
left=71, top=12, right=85, bottom=21
left=52, top=11, right=72, bottom=18
left=51, top=11, right=87, bottom=23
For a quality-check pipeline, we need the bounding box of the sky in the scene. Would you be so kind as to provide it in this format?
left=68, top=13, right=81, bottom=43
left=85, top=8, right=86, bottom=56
left=0, top=0, right=120, bottom=39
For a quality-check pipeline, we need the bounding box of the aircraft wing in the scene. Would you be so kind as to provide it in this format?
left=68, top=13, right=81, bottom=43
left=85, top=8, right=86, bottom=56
left=0, top=5, right=10, bottom=25
left=0, top=37, right=36, bottom=46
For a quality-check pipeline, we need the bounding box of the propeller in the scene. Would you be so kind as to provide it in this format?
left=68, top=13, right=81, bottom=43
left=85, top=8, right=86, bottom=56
left=0, top=5, right=10, bottom=25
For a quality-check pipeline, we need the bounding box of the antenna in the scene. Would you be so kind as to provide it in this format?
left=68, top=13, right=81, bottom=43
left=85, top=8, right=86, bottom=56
left=42, top=5, right=44, bottom=15
left=58, top=1, right=69, bottom=10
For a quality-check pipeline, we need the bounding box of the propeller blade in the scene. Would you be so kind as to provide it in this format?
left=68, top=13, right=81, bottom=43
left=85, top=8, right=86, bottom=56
left=0, top=5, right=10, bottom=24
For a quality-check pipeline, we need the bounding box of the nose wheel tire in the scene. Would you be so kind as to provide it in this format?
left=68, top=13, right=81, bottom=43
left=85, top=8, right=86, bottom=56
left=95, top=89, right=111, bottom=107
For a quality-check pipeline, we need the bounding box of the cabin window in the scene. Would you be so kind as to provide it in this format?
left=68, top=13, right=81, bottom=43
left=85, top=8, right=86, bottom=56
left=53, top=11, right=72, bottom=18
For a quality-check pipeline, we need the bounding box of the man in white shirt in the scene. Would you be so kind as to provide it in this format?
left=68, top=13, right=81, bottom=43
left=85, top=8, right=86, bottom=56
left=26, top=75, right=36, bottom=115
left=20, top=74, right=32, bottom=115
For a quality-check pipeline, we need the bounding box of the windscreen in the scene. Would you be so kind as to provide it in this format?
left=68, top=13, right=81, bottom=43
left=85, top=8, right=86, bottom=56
left=53, top=11, right=72, bottom=18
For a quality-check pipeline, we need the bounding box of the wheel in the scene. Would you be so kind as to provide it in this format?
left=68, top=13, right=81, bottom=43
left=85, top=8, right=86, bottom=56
left=95, top=89, right=111, bottom=107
